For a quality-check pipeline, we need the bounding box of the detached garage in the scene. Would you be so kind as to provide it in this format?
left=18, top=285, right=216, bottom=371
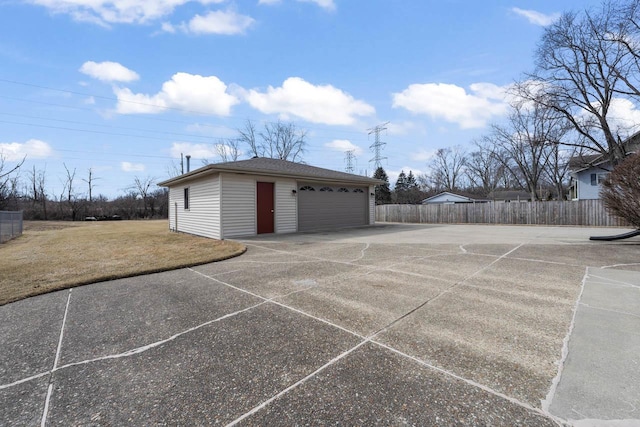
left=158, top=157, right=382, bottom=240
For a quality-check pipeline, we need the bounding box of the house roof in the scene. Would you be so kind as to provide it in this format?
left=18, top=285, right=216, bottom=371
left=158, top=157, right=383, bottom=187
left=422, top=191, right=479, bottom=204
left=568, top=131, right=640, bottom=173
left=486, top=190, right=531, bottom=201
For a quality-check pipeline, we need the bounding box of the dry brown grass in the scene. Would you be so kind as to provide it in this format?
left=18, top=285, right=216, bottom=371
left=0, top=220, right=245, bottom=305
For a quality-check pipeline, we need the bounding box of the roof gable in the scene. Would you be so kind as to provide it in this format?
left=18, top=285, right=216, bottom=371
left=422, top=192, right=476, bottom=204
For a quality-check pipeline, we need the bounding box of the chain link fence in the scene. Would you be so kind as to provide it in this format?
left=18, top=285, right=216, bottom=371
left=0, top=211, right=23, bottom=243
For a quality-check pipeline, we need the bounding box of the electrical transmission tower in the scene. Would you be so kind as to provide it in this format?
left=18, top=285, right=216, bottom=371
left=345, top=150, right=355, bottom=174
left=368, top=122, right=389, bottom=169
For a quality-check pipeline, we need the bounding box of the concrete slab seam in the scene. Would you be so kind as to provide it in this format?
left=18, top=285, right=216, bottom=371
left=0, top=371, right=50, bottom=391
left=222, top=241, right=574, bottom=426
left=587, top=273, right=639, bottom=289
left=377, top=242, right=527, bottom=319
left=578, top=302, right=640, bottom=320
left=0, top=301, right=267, bottom=392
left=223, top=242, right=554, bottom=425
left=54, top=301, right=267, bottom=372
left=189, top=268, right=269, bottom=301
left=601, top=262, right=640, bottom=269
left=380, top=252, right=486, bottom=273
left=41, top=288, right=72, bottom=427
left=267, top=298, right=367, bottom=340
left=243, top=241, right=472, bottom=285
left=586, top=280, right=639, bottom=290
left=225, top=260, right=322, bottom=265
left=541, top=268, right=589, bottom=414
left=370, top=340, right=565, bottom=426
left=508, top=256, right=584, bottom=268
left=190, top=266, right=367, bottom=339
left=242, top=242, right=381, bottom=269
left=225, top=340, right=370, bottom=427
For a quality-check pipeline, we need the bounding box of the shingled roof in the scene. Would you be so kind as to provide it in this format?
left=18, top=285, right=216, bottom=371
left=158, top=157, right=383, bottom=187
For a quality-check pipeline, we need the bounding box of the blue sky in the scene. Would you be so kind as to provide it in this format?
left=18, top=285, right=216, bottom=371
left=1, top=0, right=594, bottom=198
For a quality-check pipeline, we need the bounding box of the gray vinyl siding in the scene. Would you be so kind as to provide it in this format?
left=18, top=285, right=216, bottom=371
left=576, top=167, right=610, bottom=200
left=220, top=173, right=256, bottom=238
left=169, top=174, right=221, bottom=239
left=369, top=185, right=375, bottom=225
left=275, top=179, right=297, bottom=234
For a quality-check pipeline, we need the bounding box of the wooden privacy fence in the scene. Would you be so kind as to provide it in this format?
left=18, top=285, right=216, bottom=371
left=375, top=200, right=630, bottom=227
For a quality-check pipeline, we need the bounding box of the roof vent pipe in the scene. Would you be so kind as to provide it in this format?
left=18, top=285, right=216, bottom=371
left=186, top=155, right=191, bottom=173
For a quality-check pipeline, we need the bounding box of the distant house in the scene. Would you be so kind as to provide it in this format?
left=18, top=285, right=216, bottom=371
left=158, top=158, right=382, bottom=240
left=422, top=192, right=485, bottom=204
left=568, top=132, right=640, bottom=200
left=567, top=154, right=611, bottom=200
left=486, top=190, right=532, bottom=203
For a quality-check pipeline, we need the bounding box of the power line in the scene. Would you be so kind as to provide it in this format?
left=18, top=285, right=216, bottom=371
left=368, top=121, right=389, bottom=169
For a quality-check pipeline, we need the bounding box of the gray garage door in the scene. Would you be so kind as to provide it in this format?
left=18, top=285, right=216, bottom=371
left=298, top=182, right=368, bottom=232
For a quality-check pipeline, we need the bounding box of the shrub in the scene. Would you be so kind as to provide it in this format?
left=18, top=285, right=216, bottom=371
left=601, top=153, right=640, bottom=228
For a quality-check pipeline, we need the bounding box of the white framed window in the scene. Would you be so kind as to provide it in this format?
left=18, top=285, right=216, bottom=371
left=184, top=187, right=190, bottom=209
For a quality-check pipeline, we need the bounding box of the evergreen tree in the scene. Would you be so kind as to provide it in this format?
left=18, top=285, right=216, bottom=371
left=405, top=170, right=423, bottom=204
left=393, top=170, right=408, bottom=204
left=406, top=171, right=418, bottom=189
left=394, top=170, right=408, bottom=193
left=373, top=167, right=391, bottom=205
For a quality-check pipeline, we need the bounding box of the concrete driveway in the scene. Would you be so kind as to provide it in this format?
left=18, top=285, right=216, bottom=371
left=1, top=223, right=638, bottom=426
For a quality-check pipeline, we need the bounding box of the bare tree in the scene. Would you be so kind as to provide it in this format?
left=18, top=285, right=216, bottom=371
left=542, top=144, right=575, bottom=200
left=131, top=176, right=156, bottom=218
left=27, top=165, right=49, bottom=220
left=523, top=5, right=636, bottom=166
left=60, top=163, right=84, bottom=221
left=484, top=99, right=570, bottom=201
left=237, top=119, right=307, bottom=162
left=215, top=138, right=241, bottom=162
left=238, top=119, right=259, bottom=158
left=0, top=154, right=25, bottom=210
left=427, top=146, right=467, bottom=192
left=600, top=1, right=640, bottom=100
left=81, top=168, right=99, bottom=203
left=466, top=140, right=506, bottom=194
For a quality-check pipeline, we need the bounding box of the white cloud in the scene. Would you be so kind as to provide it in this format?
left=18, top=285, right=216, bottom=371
left=412, top=149, right=436, bottom=162
left=164, top=9, right=255, bottom=35
left=26, top=0, right=226, bottom=25
left=511, top=7, right=560, bottom=26
left=0, top=139, right=53, bottom=161
left=386, top=121, right=422, bottom=136
left=79, top=61, right=139, bottom=82
left=170, top=142, right=218, bottom=159
left=121, top=162, right=145, bottom=172
left=114, top=72, right=240, bottom=115
left=245, top=77, right=375, bottom=125
left=324, top=139, right=363, bottom=155
left=392, top=82, right=509, bottom=129
left=589, top=97, right=640, bottom=137
left=298, top=0, right=335, bottom=11
left=259, top=0, right=334, bottom=10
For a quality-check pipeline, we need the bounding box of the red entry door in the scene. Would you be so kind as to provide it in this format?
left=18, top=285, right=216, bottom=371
left=257, top=182, right=275, bottom=234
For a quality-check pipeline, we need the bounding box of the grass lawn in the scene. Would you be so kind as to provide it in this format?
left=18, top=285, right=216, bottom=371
left=0, top=220, right=246, bottom=306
